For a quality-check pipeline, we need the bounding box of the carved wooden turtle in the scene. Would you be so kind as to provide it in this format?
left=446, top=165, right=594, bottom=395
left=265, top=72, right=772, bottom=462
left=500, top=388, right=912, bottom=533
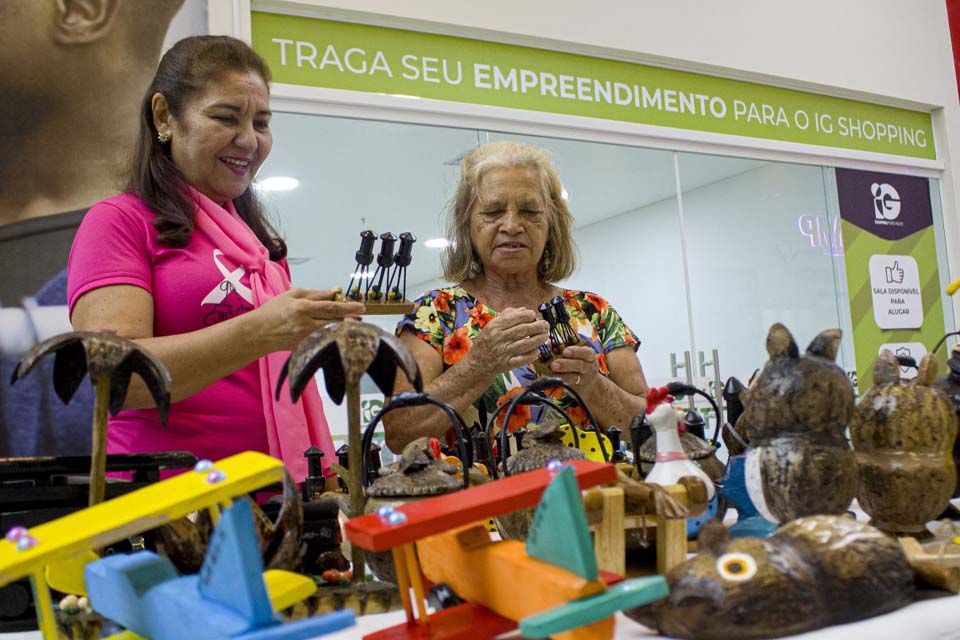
left=366, top=437, right=462, bottom=498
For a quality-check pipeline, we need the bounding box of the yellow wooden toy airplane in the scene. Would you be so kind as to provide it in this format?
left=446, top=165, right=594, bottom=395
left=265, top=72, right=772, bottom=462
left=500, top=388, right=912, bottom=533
left=0, top=452, right=334, bottom=639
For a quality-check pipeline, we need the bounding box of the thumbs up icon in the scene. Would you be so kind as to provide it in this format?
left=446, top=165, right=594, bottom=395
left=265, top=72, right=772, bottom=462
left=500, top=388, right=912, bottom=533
left=885, top=261, right=904, bottom=284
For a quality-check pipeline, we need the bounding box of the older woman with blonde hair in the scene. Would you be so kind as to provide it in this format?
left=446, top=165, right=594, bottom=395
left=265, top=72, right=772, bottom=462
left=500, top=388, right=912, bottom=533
left=385, top=141, right=647, bottom=451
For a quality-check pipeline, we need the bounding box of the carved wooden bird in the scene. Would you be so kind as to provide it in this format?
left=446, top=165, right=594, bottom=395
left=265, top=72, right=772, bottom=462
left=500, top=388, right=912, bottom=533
left=11, top=331, right=171, bottom=505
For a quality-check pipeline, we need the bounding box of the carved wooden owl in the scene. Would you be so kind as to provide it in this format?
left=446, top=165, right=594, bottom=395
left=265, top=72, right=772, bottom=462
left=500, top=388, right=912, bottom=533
left=739, top=324, right=857, bottom=523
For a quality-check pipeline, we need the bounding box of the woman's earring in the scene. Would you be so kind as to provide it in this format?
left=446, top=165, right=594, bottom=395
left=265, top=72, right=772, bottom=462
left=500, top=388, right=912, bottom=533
left=469, top=257, right=482, bottom=277
left=542, top=249, right=552, bottom=271
left=157, top=131, right=171, bottom=144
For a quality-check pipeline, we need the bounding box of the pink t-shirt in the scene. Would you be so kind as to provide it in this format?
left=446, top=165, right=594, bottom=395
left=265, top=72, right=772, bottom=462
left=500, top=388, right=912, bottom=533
left=67, top=192, right=273, bottom=464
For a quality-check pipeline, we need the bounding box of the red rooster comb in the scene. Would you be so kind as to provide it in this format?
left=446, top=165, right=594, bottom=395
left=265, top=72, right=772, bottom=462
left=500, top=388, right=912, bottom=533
left=645, top=386, right=675, bottom=414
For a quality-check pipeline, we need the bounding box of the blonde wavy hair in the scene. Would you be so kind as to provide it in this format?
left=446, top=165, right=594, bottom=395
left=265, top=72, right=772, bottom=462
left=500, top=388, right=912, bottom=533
left=442, top=141, right=577, bottom=283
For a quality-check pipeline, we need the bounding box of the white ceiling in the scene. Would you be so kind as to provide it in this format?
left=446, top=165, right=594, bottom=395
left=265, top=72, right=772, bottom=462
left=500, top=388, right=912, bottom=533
left=257, top=112, right=767, bottom=295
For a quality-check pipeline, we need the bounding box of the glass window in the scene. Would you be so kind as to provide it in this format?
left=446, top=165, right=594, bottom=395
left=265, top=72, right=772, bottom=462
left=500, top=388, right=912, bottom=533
left=677, top=153, right=849, bottom=387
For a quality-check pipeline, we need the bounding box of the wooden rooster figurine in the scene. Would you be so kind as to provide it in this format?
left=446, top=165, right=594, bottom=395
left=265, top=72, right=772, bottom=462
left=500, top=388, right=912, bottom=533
left=644, top=387, right=715, bottom=502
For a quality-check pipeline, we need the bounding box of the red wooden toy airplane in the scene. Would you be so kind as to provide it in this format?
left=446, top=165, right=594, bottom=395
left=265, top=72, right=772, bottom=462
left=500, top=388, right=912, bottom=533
left=344, top=459, right=668, bottom=640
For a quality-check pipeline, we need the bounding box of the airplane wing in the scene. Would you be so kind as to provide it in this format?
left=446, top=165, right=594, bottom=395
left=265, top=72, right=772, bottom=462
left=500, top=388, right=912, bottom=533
left=362, top=603, right=514, bottom=640
left=101, top=610, right=354, bottom=640
left=0, top=452, right=286, bottom=589
left=230, top=609, right=355, bottom=640
left=263, top=569, right=317, bottom=612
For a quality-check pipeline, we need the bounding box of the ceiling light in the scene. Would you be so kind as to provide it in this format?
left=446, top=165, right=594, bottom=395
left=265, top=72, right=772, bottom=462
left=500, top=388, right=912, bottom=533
left=256, top=176, right=299, bottom=192
left=425, top=238, right=451, bottom=249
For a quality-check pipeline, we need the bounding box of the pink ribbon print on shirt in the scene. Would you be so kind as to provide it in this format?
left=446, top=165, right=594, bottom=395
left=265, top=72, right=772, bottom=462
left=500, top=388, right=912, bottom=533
left=201, top=250, right=254, bottom=326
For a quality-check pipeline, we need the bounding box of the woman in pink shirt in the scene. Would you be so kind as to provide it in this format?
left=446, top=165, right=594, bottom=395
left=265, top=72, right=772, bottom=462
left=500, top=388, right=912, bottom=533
left=68, top=36, right=363, bottom=485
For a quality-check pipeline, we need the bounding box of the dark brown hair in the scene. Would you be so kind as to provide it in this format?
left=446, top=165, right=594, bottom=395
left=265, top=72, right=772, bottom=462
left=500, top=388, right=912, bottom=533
left=127, top=35, right=286, bottom=260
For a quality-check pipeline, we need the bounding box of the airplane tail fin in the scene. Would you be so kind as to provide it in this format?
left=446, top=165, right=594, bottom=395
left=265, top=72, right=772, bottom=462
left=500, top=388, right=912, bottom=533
left=525, top=465, right=598, bottom=580
left=198, top=500, right=275, bottom=626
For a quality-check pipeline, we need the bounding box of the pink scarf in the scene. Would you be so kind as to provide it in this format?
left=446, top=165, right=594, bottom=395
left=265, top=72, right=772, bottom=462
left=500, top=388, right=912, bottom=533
left=191, top=188, right=335, bottom=482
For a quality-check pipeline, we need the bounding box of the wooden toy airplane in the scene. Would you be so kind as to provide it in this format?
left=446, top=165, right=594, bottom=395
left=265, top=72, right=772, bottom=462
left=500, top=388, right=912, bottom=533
left=345, top=459, right=669, bottom=640
left=0, top=452, right=352, bottom=639
left=86, top=499, right=353, bottom=639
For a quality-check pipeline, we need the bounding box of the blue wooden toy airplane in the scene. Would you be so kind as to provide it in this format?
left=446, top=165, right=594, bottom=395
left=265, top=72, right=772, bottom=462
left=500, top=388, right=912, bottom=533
left=85, top=499, right=354, bottom=640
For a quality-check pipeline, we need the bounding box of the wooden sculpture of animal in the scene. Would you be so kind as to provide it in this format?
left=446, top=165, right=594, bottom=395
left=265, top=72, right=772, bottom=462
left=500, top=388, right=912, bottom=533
left=931, top=343, right=960, bottom=500
left=363, top=437, right=464, bottom=582
left=11, top=331, right=171, bottom=507
left=637, top=410, right=725, bottom=487
left=496, top=417, right=589, bottom=540
left=644, top=388, right=715, bottom=502
left=643, top=516, right=917, bottom=640
left=643, top=387, right=718, bottom=537
left=850, top=350, right=957, bottom=533
left=155, top=469, right=305, bottom=574
left=738, top=324, right=857, bottom=523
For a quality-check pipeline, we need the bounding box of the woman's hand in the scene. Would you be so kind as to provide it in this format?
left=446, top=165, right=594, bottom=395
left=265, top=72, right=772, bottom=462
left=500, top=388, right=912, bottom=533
left=466, top=308, right=549, bottom=377
left=550, top=345, right=601, bottom=390
left=252, top=288, right=365, bottom=353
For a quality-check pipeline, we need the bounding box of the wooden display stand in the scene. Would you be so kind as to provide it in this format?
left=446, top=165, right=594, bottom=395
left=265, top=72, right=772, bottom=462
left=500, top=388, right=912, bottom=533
left=361, top=301, right=415, bottom=316
left=899, top=537, right=960, bottom=593
left=588, top=483, right=689, bottom=577
left=334, top=292, right=414, bottom=316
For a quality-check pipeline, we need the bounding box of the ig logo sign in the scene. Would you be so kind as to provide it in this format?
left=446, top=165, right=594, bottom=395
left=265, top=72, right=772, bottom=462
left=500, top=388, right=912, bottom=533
left=871, top=182, right=901, bottom=221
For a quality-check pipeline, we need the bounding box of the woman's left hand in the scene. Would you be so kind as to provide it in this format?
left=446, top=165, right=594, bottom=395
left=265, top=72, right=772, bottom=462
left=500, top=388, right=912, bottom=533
left=550, top=345, right=601, bottom=390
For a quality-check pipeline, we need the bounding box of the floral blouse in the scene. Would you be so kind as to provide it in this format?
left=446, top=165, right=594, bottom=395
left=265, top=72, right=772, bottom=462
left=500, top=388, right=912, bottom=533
left=396, top=287, right=640, bottom=435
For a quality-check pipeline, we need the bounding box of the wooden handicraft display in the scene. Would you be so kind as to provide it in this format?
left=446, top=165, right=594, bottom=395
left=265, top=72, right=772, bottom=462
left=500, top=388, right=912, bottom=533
left=532, top=296, right=582, bottom=376
left=335, top=230, right=416, bottom=315
left=277, top=318, right=422, bottom=587
left=850, top=350, right=957, bottom=533
left=0, top=452, right=353, bottom=640
left=643, top=516, right=918, bottom=640
left=344, top=460, right=670, bottom=640
left=738, top=323, right=858, bottom=523
left=931, top=341, right=960, bottom=500
left=11, top=331, right=172, bottom=508
left=357, top=391, right=478, bottom=584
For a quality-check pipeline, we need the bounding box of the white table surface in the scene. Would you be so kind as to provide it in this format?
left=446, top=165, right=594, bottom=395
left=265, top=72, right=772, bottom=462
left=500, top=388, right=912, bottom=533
left=5, top=594, right=959, bottom=639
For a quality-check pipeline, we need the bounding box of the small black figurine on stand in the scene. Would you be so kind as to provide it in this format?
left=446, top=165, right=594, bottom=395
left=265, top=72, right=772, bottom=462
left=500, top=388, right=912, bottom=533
left=337, top=230, right=416, bottom=315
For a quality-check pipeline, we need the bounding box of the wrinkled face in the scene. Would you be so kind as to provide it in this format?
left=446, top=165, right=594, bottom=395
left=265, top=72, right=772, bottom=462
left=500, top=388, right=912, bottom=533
left=470, top=166, right=550, bottom=279
left=158, top=70, right=272, bottom=204
left=657, top=538, right=818, bottom=640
